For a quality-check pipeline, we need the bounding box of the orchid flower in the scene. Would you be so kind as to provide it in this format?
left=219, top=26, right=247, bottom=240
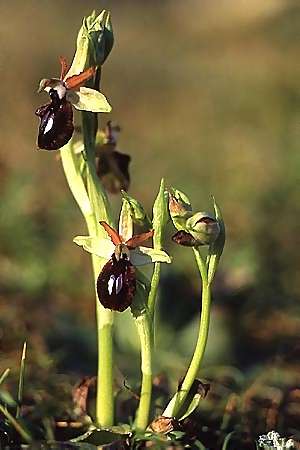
left=74, top=214, right=171, bottom=312
left=35, top=57, right=111, bottom=150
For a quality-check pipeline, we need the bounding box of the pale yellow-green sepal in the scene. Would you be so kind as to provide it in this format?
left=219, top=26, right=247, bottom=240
left=67, top=87, right=112, bottom=113
left=73, top=235, right=114, bottom=259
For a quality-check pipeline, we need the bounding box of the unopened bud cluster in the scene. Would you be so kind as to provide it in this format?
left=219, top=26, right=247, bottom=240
left=169, top=190, right=220, bottom=247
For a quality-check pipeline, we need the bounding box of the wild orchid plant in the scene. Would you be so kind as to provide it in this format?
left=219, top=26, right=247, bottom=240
left=34, top=9, right=225, bottom=445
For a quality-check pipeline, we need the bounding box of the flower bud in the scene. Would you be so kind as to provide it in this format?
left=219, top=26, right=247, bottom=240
left=168, top=188, right=192, bottom=230
left=93, top=11, right=114, bottom=66
left=121, top=191, right=152, bottom=229
left=186, top=212, right=220, bottom=246
left=66, top=10, right=114, bottom=78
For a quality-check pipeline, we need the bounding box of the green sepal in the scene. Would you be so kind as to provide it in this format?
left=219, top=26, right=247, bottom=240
left=207, top=197, right=225, bottom=284
left=67, top=87, right=112, bottom=113
left=152, top=178, right=168, bottom=249
left=73, top=235, right=113, bottom=260
left=169, top=187, right=193, bottom=231
left=130, top=247, right=172, bottom=265
left=121, top=191, right=152, bottom=228
left=119, top=198, right=133, bottom=242
left=186, top=211, right=220, bottom=246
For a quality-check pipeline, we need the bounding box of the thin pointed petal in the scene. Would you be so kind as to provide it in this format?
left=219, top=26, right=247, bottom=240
left=130, top=247, right=171, bottom=266
left=99, top=221, right=122, bottom=245
left=59, top=56, right=70, bottom=80
left=64, top=67, right=96, bottom=89
left=73, top=235, right=115, bottom=259
left=126, top=230, right=154, bottom=249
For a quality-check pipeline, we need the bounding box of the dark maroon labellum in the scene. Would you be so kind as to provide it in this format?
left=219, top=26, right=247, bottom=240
left=97, top=254, right=136, bottom=312
left=35, top=89, right=74, bottom=150
left=172, top=230, right=198, bottom=247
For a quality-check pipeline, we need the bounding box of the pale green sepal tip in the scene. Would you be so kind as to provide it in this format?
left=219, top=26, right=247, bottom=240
left=130, top=247, right=171, bottom=266
left=121, top=191, right=151, bottom=227
left=152, top=178, right=168, bottom=249
left=67, top=87, right=112, bottom=113
left=119, top=198, right=133, bottom=242
left=172, top=188, right=191, bottom=207
left=169, top=186, right=193, bottom=231
left=73, top=235, right=114, bottom=259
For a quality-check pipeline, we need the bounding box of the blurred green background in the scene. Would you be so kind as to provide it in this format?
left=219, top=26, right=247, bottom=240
left=0, top=0, right=299, bottom=425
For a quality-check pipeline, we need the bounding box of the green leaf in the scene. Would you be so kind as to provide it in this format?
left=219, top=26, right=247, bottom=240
left=0, top=368, right=10, bottom=386
left=70, top=425, right=130, bottom=445
left=152, top=178, right=168, bottom=250
left=67, top=87, right=112, bottom=113
left=0, top=389, right=17, bottom=407
left=193, top=440, right=207, bottom=450
left=178, top=393, right=202, bottom=420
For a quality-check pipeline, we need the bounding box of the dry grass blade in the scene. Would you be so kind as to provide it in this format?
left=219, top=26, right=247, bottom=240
left=16, top=341, right=27, bottom=419
left=0, top=368, right=10, bottom=386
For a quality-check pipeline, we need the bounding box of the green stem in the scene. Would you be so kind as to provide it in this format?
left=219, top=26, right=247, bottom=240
left=81, top=111, right=115, bottom=427
left=60, top=144, right=114, bottom=427
left=148, top=262, right=161, bottom=321
left=163, top=247, right=211, bottom=418
left=90, top=252, right=114, bottom=427
left=134, top=312, right=153, bottom=432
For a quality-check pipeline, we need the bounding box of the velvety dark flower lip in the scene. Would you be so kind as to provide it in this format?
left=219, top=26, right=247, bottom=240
left=35, top=89, right=74, bottom=151
left=97, top=252, right=136, bottom=312
left=96, top=221, right=154, bottom=312
left=35, top=57, right=111, bottom=151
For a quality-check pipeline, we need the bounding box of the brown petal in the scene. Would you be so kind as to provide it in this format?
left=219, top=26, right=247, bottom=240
left=64, top=66, right=96, bottom=90
left=100, top=221, right=122, bottom=245
left=59, top=56, right=70, bottom=80
left=72, top=376, right=96, bottom=417
left=125, top=230, right=154, bottom=249
left=172, top=230, right=198, bottom=247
